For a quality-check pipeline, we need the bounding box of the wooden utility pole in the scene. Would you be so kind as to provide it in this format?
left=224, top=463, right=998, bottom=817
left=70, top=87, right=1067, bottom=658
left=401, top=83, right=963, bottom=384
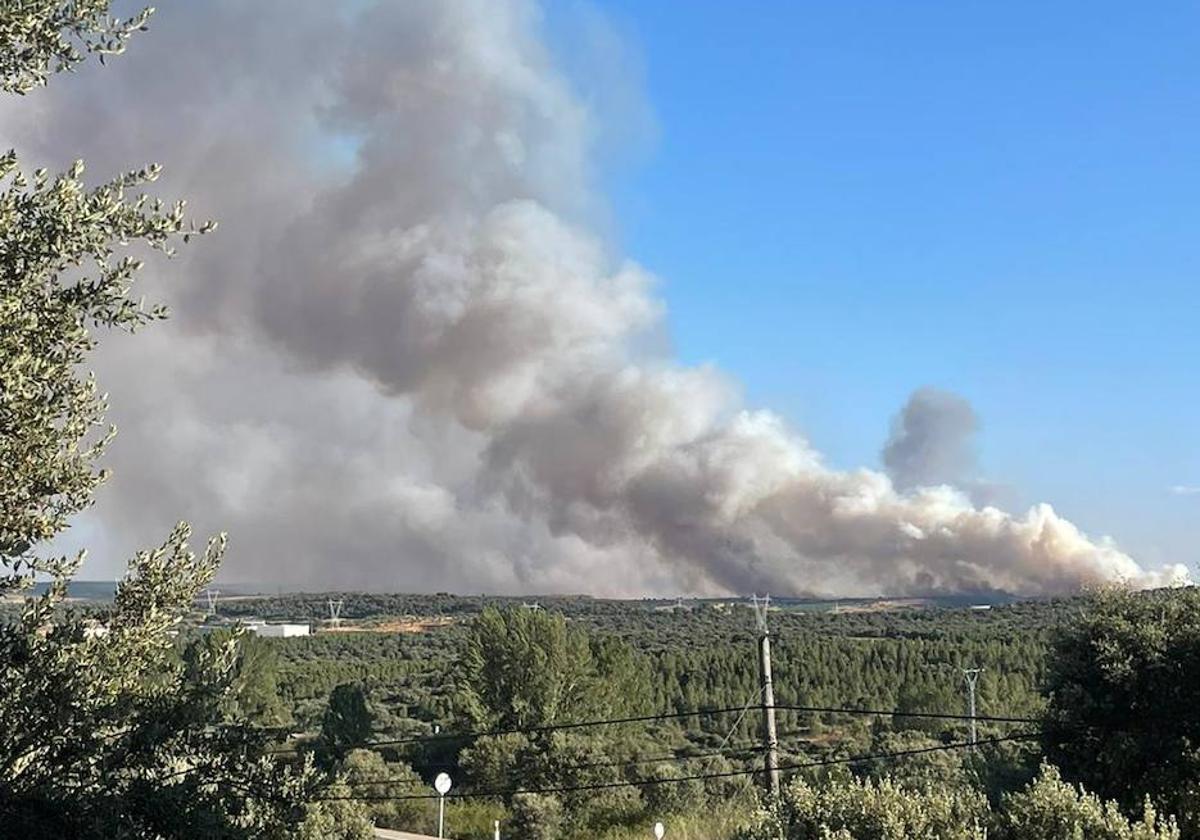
left=752, top=594, right=781, bottom=798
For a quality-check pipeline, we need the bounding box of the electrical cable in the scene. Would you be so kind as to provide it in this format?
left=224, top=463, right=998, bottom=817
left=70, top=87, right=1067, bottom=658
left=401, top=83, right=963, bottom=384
left=269, top=703, right=1039, bottom=755
left=310, top=731, right=1044, bottom=802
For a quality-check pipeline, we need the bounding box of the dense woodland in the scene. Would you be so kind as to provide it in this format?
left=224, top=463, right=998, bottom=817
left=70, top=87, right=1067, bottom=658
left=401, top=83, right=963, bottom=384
left=204, top=590, right=1190, bottom=840
left=210, top=593, right=1063, bottom=743
left=165, top=591, right=1174, bottom=838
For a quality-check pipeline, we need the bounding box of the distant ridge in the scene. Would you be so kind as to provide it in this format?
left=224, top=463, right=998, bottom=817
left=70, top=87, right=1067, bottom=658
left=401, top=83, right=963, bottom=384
left=18, top=582, right=1029, bottom=607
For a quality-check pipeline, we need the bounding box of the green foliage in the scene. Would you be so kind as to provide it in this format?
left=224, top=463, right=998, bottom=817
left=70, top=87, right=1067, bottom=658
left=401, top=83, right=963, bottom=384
left=0, top=525, right=320, bottom=837
left=298, top=780, right=374, bottom=840
left=321, top=683, right=375, bottom=765
left=441, top=798, right=508, bottom=840
left=1044, top=587, right=1200, bottom=834
left=859, top=728, right=972, bottom=790
left=994, top=764, right=1179, bottom=840
left=208, top=594, right=1064, bottom=836
left=638, top=762, right=704, bottom=816
left=185, top=629, right=290, bottom=727
left=0, top=151, right=211, bottom=581
left=0, top=6, right=313, bottom=836
left=735, top=765, right=1181, bottom=840
left=735, top=775, right=989, bottom=840
left=459, top=732, right=529, bottom=791
left=457, top=605, right=652, bottom=731
left=0, top=1, right=152, bottom=94
left=509, top=792, right=565, bottom=840
left=339, top=748, right=430, bottom=831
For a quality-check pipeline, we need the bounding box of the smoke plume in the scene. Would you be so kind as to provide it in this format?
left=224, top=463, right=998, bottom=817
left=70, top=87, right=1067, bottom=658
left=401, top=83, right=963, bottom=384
left=883, top=388, right=980, bottom=492
left=1, top=0, right=1187, bottom=596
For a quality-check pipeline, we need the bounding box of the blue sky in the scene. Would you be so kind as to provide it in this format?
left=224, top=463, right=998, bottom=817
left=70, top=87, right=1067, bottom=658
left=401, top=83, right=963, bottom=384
left=559, top=2, right=1199, bottom=572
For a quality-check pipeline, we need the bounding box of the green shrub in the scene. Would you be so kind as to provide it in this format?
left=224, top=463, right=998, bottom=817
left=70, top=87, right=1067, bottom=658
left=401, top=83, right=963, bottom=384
left=509, top=793, right=565, bottom=840
left=994, top=764, right=1179, bottom=840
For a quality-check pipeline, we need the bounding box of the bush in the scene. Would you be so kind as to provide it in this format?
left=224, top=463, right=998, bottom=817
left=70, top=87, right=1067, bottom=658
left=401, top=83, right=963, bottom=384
left=509, top=793, right=565, bottom=840
left=994, top=764, right=1179, bottom=840
left=639, top=763, right=705, bottom=816
left=734, top=764, right=1181, bottom=840
left=340, top=749, right=431, bottom=832
left=299, top=781, right=375, bottom=840
left=735, top=775, right=988, bottom=840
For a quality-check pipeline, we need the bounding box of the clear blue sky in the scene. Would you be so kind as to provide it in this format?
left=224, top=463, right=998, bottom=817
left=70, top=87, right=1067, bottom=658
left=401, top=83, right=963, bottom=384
left=556, top=2, right=1199, bottom=572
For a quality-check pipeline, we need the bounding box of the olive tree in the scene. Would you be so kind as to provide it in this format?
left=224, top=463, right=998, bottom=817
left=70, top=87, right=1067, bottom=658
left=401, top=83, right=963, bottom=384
left=1044, top=587, right=1200, bottom=834
left=0, top=4, right=319, bottom=836
left=0, top=1, right=154, bottom=94
left=994, top=764, right=1178, bottom=840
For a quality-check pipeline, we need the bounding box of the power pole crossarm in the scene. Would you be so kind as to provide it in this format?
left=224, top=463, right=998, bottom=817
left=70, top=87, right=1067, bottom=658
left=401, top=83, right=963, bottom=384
left=752, top=594, right=781, bottom=798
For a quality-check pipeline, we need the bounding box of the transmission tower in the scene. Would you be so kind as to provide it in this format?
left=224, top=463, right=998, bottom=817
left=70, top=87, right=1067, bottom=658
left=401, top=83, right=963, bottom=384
left=962, top=667, right=984, bottom=750
left=203, top=588, right=220, bottom=616
left=327, top=598, right=344, bottom=629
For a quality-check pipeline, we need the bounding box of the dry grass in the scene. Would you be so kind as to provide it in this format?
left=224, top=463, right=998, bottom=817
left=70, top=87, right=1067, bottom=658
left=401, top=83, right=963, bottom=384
left=319, top=616, right=455, bottom=634
left=590, top=805, right=751, bottom=840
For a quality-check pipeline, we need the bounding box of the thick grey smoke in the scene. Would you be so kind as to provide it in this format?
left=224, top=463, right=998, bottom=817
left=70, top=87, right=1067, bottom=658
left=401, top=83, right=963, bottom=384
left=883, top=388, right=980, bottom=492
left=2, top=0, right=1188, bottom=595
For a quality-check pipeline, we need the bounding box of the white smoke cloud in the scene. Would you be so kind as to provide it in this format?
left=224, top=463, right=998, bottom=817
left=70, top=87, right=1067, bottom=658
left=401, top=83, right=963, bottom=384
left=3, top=0, right=1188, bottom=596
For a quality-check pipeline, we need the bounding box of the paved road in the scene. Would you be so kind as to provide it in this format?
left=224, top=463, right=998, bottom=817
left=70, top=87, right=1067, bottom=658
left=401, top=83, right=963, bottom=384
left=373, top=828, right=440, bottom=840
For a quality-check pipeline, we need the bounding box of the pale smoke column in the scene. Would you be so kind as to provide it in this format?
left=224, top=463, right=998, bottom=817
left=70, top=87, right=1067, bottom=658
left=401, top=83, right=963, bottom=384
left=0, top=0, right=1188, bottom=594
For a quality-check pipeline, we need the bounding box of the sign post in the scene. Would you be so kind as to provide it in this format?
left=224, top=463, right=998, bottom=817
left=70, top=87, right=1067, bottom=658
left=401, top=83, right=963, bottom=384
left=434, top=772, right=452, bottom=838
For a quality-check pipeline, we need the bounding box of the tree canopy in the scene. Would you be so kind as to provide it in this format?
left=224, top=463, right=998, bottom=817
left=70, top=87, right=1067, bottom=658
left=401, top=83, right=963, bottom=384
left=0, top=4, right=312, bottom=836
left=1044, top=587, right=1200, bottom=835
left=456, top=604, right=652, bottom=731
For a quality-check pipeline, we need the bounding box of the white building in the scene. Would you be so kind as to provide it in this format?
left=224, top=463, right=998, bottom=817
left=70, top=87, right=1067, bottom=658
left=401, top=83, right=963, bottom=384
left=245, top=621, right=311, bottom=638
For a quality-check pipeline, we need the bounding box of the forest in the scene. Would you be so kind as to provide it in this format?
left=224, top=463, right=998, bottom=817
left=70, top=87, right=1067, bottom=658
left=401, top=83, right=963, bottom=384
left=210, top=593, right=1060, bottom=747
left=174, top=588, right=1198, bottom=838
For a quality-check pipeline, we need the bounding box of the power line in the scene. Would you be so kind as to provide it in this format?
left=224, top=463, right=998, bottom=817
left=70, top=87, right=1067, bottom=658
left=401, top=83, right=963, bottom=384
left=311, top=732, right=1043, bottom=803
left=346, top=742, right=768, bottom=789
left=772, top=704, right=1039, bottom=725
left=330, top=715, right=992, bottom=790
left=267, top=705, right=759, bottom=754
left=268, top=703, right=1039, bottom=755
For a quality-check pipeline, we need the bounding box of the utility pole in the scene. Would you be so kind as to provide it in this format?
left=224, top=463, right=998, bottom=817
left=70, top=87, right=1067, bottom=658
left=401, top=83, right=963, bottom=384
left=752, top=594, right=781, bottom=798
left=327, top=598, right=344, bottom=629
left=962, top=667, right=984, bottom=750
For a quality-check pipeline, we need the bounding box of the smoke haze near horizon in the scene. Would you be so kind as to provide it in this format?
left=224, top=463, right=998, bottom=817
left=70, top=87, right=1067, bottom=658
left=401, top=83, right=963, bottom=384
left=2, top=0, right=1188, bottom=597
